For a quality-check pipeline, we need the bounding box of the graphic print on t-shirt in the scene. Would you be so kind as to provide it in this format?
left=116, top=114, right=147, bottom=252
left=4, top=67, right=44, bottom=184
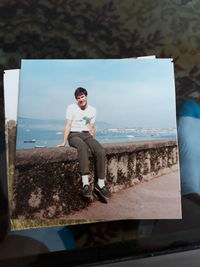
left=72, top=116, right=94, bottom=130
left=82, top=116, right=94, bottom=125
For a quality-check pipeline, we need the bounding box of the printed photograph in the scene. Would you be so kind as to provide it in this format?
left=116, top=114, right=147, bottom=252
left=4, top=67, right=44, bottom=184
left=4, top=59, right=181, bottom=224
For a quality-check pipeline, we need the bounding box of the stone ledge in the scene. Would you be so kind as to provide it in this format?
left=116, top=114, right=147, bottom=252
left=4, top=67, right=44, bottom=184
left=15, top=139, right=177, bottom=167
left=12, top=139, right=178, bottom=219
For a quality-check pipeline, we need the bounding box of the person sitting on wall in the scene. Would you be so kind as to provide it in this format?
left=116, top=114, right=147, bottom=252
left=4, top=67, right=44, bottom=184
left=177, top=91, right=200, bottom=205
left=57, top=87, right=111, bottom=200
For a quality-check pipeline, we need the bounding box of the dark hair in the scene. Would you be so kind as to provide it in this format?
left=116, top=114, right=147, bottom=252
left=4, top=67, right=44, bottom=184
left=74, top=87, right=88, bottom=99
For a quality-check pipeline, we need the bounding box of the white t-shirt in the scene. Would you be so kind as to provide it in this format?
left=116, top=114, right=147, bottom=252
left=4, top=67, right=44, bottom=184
left=66, top=104, right=96, bottom=132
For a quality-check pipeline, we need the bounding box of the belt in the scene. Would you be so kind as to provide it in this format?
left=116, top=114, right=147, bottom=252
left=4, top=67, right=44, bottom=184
left=70, top=131, right=89, bottom=133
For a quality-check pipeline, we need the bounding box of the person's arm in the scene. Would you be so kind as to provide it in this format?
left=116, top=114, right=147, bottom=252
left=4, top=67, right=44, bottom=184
left=89, top=108, right=96, bottom=137
left=57, top=120, right=72, bottom=147
left=89, top=123, right=95, bottom=137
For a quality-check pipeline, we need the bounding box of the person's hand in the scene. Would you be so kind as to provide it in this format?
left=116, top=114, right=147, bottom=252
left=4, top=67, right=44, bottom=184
left=57, top=143, right=66, bottom=147
left=89, top=131, right=95, bottom=138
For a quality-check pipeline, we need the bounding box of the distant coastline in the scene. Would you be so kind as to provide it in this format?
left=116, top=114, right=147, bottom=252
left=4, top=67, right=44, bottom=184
left=13, top=117, right=177, bottom=149
left=16, top=127, right=176, bottom=150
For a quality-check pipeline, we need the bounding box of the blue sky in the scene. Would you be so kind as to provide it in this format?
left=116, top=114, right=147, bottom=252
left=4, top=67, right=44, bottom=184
left=15, top=58, right=176, bottom=128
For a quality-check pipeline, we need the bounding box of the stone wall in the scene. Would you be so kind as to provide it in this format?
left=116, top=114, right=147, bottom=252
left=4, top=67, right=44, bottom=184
left=12, top=139, right=178, bottom=219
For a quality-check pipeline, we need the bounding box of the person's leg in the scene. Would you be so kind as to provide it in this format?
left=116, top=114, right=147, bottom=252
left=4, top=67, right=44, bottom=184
left=68, top=134, right=90, bottom=176
left=84, top=136, right=106, bottom=179
left=68, top=134, right=92, bottom=197
left=84, top=135, right=111, bottom=198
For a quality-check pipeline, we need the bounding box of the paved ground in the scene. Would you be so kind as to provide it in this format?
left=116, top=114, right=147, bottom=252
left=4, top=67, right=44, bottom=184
left=64, top=171, right=182, bottom=220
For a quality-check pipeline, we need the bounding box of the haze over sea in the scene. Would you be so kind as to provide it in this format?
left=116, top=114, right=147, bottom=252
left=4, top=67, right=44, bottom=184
left=16, top=117, right=177, bottom=150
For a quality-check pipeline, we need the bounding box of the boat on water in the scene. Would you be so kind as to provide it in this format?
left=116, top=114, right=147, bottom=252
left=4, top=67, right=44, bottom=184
left=127, top=135, right=135, bottom=138
left=56, top=131, right=63, bottom=135
left=35, top=145, right=46, bottom=148
left=24, top=138, right=36, bottom=143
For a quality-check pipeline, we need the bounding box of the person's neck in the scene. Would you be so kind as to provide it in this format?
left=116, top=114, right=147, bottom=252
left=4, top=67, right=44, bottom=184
left=78, top=103, right=88, bottom=110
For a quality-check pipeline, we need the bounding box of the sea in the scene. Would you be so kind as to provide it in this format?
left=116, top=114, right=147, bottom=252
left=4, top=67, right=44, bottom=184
left=16, top=128, right=177, bottom=150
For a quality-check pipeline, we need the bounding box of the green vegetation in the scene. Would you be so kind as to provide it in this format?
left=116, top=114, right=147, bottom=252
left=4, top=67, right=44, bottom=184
left=6, top=120, right=17, bottom=213
left=11, top=219, right=103, bottom=231
left=6, top=119, right=17, bottom=165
